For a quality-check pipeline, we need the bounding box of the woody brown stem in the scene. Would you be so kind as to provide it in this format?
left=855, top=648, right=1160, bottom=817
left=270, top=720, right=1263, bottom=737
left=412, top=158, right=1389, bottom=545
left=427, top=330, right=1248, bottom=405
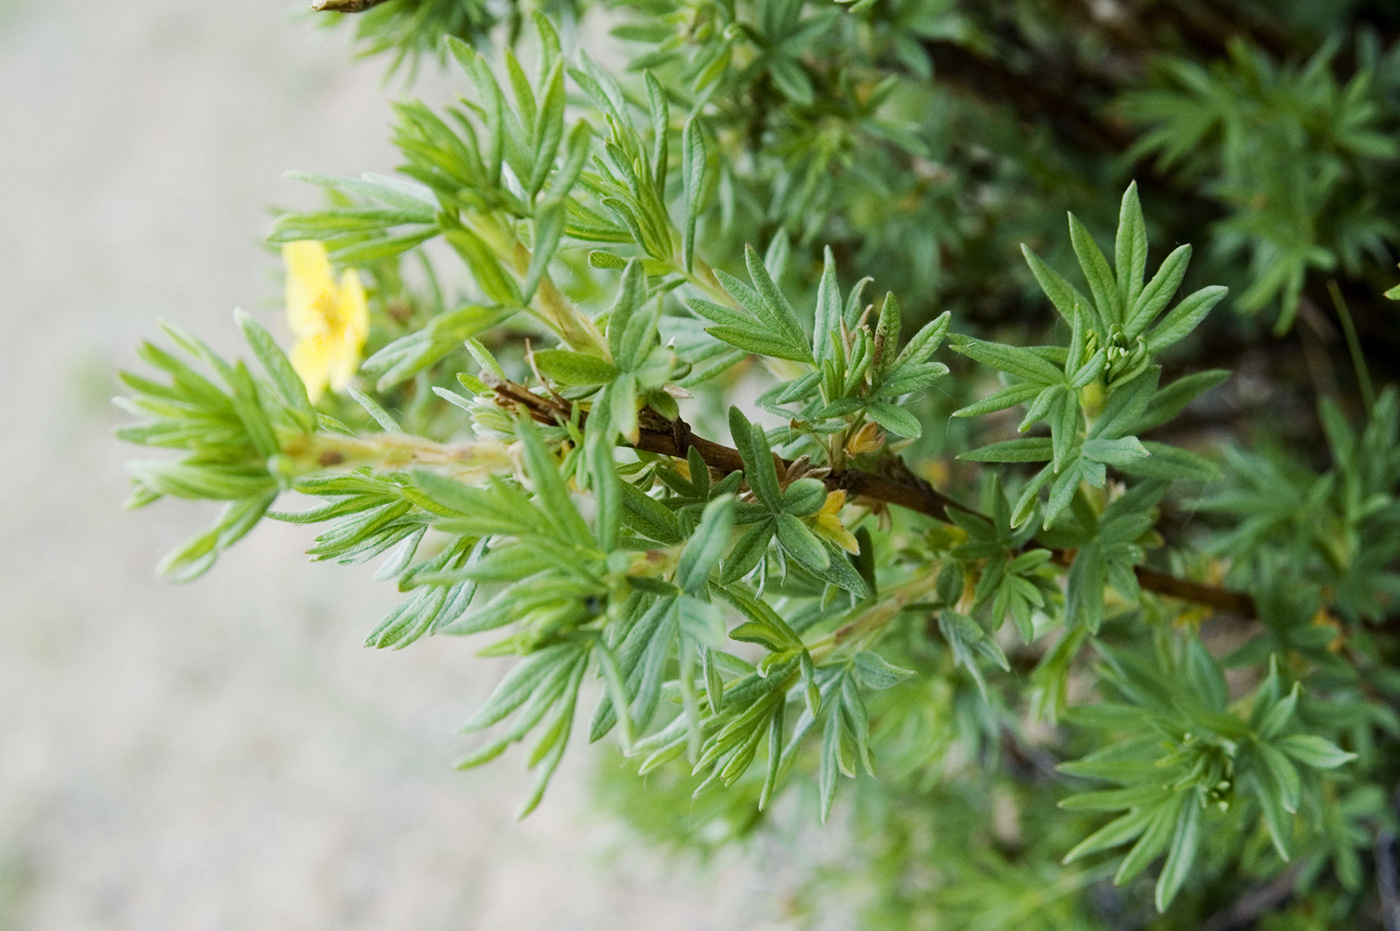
left=488, top=379, right=1259, bottom=619
left=1132, top=566, right=1257, bottom=617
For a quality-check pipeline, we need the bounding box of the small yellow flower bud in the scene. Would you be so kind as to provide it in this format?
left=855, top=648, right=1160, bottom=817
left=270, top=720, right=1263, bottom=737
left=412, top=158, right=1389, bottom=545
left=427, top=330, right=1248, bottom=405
left=845, top=420, right=885, bottom=456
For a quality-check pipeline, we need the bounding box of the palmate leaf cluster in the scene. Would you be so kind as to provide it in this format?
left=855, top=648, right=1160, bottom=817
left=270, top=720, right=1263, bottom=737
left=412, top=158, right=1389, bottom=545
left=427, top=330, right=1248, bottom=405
left=116, top=3, right=1400, bottom=928
left=1124, top=36, right=1400, bottom=333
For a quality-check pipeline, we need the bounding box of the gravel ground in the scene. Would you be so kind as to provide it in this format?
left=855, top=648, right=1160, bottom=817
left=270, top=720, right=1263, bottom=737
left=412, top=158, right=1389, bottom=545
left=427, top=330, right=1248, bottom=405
left=0, top=2, right=781, bottom=927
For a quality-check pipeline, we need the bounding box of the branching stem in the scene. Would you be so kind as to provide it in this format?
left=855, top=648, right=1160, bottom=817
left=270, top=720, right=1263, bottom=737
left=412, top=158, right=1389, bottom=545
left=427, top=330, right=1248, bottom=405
left=488, top=380, right=1260, bottom=619
left=280, top=431, right=514, bottom=481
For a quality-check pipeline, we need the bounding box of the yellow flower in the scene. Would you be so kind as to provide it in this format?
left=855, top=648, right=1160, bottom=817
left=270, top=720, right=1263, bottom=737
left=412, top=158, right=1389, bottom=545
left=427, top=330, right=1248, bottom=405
left=811, top=490, right=860, bottom=555
left=283, top=241, right=368, bottom=403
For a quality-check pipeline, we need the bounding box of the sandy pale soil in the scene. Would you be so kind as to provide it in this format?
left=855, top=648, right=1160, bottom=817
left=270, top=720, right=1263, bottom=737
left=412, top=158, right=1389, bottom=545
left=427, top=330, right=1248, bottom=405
left=0, top=2, right=786, bottom=927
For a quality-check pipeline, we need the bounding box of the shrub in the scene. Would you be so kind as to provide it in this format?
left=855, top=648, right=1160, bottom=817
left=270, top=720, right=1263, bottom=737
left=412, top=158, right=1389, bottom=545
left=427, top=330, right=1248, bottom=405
left=120, top=2, right=1400, bottom=926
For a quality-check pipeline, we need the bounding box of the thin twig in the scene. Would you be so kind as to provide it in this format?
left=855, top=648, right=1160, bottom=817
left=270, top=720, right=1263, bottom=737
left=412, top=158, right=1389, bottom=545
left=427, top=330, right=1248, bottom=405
left=1133, top=566, right=1257, bottom=618
left=488, top=380, right=1259, bottom=619
left=1328, top=280, right=1377, bottom=415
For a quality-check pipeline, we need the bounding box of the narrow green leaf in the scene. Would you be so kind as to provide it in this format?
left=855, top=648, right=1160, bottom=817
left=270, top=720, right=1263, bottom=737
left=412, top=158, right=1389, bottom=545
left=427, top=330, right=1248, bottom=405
left=777, top=512, right=829, bottom=570
left=864, top=401, right=922, bottom=438
left=676, top=497, right=735, bottom=593
left=1117, top=442, right=1219, bottom=482
left=234, top=310, right=315, bottom=429
left=533, top=349, right=618, bottom=386
left=1145, top=285, right=1228, bottom=355
left=1064, top=807, right=1155, bottom=863
left=347, top=386, right=402, bottom=433
left=720, top=520, right=773, bottom=584
left=954, top=382, right=1044, bottom=418
left=1155, top=799, right=1202, bottom=912
left=960, top=437, right=1054, bottom=463
left=819, top=710, right=841, bottom=823
left=1115, top=181, right=1148, bottom=310
left=1050, top=390, right=1078, bottom=470
left=1257, top=742, right=1302, bottom=814
left=587, top=431, right=620, bottom=552
left=853, top=652, right=914, bottom=690
left=1136, top=369, right=1229, bottom=432
left=953, top=336, right=1064, bottom=384
left=1082, top=436, right=1150, bottom=466
left=614, top=260, right=659, bottom=372
left=1091, top=368, right=1158, bottom=440
left=701, top=646, right=725, bottom=716
left=743, top=244, right=812, bottom=363
left=1115, top=797, right=1180, bottom=885
left=644, top=70, right=669, bottom=191
left=1127, top=244, right=1191, bottom=338
left=781, top=478, right=826, bottom=517
left=592, top=643, right=634, bottom=753
left=706, top=325, right=814, bottom=363
left=517, top=417, right=592, bottom=545
left=891, top=312, right=951, bottom=370
left=528, top=64, right=566, bottom=194
left=1258, top=684, right=1299, bottom=739
left=872, top=292, right=901, bottom=380
left=445, top=227, right=522, bottom=306
left=813, top=247, right=841, bottom=363
left=618, top=479, right=683, bottom=544
left=681, top=117, right=708, bottom=271
left=729, top=407, right=783, bottom=511
left=588, top=250, right=627, bottom=270
left=1069, top=213, right=1124, bottom=326
left=461, top=644, right=574, bottom=732
left=719, top=584, right=803, bottom=651
left=1251, top=770, right=1293, bottom=861
left=522, top=198, right=565, bottom=301
left=1023, top=245, right=1096, bottom=327
left=516, top=659, right=585, bottom=818
left=1277, top=734, right=1356, bottom=769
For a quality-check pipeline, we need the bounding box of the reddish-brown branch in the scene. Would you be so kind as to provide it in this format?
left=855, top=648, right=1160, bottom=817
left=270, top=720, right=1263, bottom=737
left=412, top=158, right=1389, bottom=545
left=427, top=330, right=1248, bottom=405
left=489, top=380, right=1258, bottom=619
left=1133, top=566, right=1257, bottom=617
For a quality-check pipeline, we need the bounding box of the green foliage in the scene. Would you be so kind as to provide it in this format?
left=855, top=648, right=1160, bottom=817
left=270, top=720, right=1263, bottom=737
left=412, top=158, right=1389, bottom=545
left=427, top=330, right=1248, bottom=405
left=1196, top=387, right=1400, bottom=625
left=122, top=3, right=1400, bottom=927
left=1125, top=37, right=1400, bottom=332
left=1060, top=646, right=1354, bottom=910
left=319, top=0, right=580, bottom=76
left=956, top=185, right=1223, bottom=529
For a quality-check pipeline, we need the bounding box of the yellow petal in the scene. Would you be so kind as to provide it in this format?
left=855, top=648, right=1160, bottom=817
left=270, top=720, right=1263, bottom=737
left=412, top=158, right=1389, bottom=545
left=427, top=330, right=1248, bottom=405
left=817, top=515, right=861, bottom=555
left=288, top=282, right=338, bottom=340
left=818, top=489, right=847, bottom=517
left=812, top=492, right=859, bottom=554
left=833, top=528, right=861, bottom=555
left=327, top=334, right=361, bottom=393
left=290, top=336, right=334, bottom=404
left=284, top=242, right=336, bottom=338
left=283, top=240, right=334, bottom=287
left=338, top=268, right=369, bottom=344
left=325, top=269, right=368, bottom=393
